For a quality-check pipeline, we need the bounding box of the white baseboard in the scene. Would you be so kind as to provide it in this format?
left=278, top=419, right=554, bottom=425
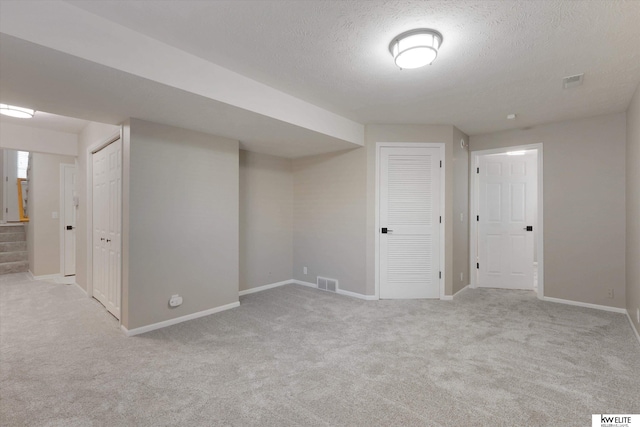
left=627, top=312, right=640, bottom=346
left=336, top=288, right=378, bottom=301
left=239, top=280, right=291, bottom=296
left=541, top=296, right=627, bottom=314
left=30, top=272, right=63, bottom=281
left=74, top=282, right=88, bottom=296
left=292, top=279, right=316, bottom=288
left=441, top=284, right=470, bottom=301
left=291, top=279, right=377, bottom=301
left=121, top=301, right=240, bottom=337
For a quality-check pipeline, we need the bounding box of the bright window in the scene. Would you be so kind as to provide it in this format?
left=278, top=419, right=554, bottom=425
left=17, top=151, right=29, bottom=179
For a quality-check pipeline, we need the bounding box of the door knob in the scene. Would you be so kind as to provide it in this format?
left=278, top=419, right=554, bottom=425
left=66, top=225, right=75, bottom=230
left=106, top=239, right=111, bottom=243
left=100, top=238, right=105, bottom=241
left=523, top=226, right=533, bottom=231
left=381, top=228, right=394, bottom=234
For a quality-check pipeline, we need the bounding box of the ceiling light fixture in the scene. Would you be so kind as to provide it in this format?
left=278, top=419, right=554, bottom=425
left=0, top=104, right=35, bottom=119
left=389, top=29, right=443, bottom=69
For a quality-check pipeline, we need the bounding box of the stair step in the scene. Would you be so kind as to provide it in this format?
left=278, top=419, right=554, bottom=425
left=0, top=225, right=25, bottom=233
left=0, top=260, right=29, bottom=275
left=0, top=251, right=27, bottom=263
left=0, top=242, right=27, bottom=252
left=0, top=232, right=26, bottom=242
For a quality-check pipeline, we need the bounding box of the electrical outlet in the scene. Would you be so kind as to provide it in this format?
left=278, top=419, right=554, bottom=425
left=607, top=289, right=614, bottom=299
left=169, top=294, right=182, bottom=308
left=303, top=266, right=307, bottom=275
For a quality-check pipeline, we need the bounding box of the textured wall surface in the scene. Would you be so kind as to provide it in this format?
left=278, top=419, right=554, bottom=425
left=240, top=151, right=293, bottom=291
left=626, top=84, right=640, bottom=333
left=126, top=119, right=239, bottom=330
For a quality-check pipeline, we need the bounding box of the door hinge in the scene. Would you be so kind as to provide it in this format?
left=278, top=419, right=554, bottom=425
left=5, top=177, right=7, bottom=182
left=439, top=216, right=442, bottom=223
left=439, top=271, right=442, bottom=279
left=5, top=208, right=7, bottom=213
left=477, top=167, right=479, bottom=174
left=477, top=215, right=479, bottom=222
left=477, top=262, right=480, bottom=269
left=440, top=160, right=442, bottom=168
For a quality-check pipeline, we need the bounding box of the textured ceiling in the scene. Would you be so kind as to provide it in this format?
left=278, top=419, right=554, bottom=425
left=67, top=0, right=640, bottom=135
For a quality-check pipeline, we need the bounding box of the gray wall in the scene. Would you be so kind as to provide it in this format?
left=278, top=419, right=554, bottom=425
left=291, top=124, right=469, bottom=297
left=125, top=119, right=239, bottom=330
left=27, top=152, right=75, bottom=276
left=292, top=148, right=367, bottom=293
left=627, top=84, right=640, bottom=333
left=470, top=112, right=627, bottom=309
left=240, top=150, right=293, bottom=291
left=365, top=124, right=469, bottom=296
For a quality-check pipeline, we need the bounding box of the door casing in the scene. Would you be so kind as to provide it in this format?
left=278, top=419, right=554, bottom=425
left=375, top=142, right=446, bottom=300
left=470, top=143, right=544, bottom=298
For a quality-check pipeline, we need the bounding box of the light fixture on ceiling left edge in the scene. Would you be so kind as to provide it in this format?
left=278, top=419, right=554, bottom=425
left=389, top=28, right=443, bottom=69
left=0, top=104, right=35, bottom=118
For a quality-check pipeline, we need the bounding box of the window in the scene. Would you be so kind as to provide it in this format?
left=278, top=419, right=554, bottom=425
left=17, top=151, right=29, bottom=179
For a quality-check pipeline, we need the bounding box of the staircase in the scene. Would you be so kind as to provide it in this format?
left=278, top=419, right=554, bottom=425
left=0, top=224, right=28, bottom=275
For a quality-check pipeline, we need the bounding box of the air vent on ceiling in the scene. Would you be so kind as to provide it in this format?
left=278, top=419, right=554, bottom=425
left=563, top=73, right=584, bottom=89
left=317, top=276, right=337, bottom=293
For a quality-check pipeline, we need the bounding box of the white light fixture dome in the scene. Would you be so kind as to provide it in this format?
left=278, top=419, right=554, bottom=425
left=389, top=29, right=443, bottom=69
left=0, top=104, right=35, bottom=119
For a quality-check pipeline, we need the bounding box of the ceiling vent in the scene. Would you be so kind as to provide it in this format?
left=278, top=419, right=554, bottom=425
left=563, top=73, right=584, bottom=89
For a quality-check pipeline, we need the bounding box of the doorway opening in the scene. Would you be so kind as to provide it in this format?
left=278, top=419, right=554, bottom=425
left=470, top=144, right=544, bottom=298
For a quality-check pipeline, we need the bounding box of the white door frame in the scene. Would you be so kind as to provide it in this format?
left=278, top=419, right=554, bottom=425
left=59, top=163, right=76, bottom=276
left=375, top=142, right=446, bottom=299
left=470, top=143, right=544, bottom=299
left=86, top=130, right=121, bottom=312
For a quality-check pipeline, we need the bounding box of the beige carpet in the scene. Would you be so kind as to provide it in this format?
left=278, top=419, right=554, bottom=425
left=1, top=272, right=638, bottom=426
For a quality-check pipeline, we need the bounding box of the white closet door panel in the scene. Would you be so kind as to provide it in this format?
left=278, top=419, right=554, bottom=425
left=380, top=147, right=441, bottom=299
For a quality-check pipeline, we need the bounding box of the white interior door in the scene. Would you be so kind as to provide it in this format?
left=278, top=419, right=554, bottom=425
left=379, top=146, right=441, bottom=299
left=92, top=138, right=122, bottom=319
left=477, top=151, right=536, bottom=289
left=62, top=164, right=77, bottom=276
left=4, top=150, right=19, bottom=222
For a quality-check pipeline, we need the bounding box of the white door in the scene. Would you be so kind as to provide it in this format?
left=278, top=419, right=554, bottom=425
left=92, top=138, right=122, bottom=319
left=379, top=146, right=441, bottom=299
left=4, top=150, right=19, bottom=222
left=477, top=151, right=536, bottom=289
left=62, top=164, right=77, bottom=276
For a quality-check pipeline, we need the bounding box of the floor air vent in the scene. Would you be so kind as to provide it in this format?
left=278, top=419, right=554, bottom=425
left=317, top=276, right=338, bottom=292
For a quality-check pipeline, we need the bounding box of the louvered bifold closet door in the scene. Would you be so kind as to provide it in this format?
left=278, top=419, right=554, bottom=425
left=380, top=147, right=441, bottom=299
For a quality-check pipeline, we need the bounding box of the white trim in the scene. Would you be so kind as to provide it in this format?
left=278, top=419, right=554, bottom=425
left=292, top=279, right=317, bottom=288
left=375, top=142, right=446, bottom=300
left=541, top=296, right=626, bottom=314
left=121, top=301, right=240, bottom=336
left=336, top=287, right=378, bottom=301
left=441, top=284, right=470, bottom=300
left=239, top=280, right=291, bottom=296
left=30, top=272, right=63, bottom=281
left=627, top=312, right=640, bottom=346
left=469, top=143, right=544, bottom=299
left=59, top=163, right=75, bottom=277
left=86, top=130, right=121, bottom=303
left=73, top=282, right=88, bottom=296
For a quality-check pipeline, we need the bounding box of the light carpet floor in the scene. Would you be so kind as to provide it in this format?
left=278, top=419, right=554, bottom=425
left=1, top=273, right=638, bottom=426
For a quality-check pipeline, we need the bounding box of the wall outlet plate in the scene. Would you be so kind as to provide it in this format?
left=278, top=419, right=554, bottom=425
left=169, top=294, right=182, bottom=308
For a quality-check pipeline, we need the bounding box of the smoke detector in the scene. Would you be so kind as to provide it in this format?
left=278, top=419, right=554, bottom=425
left=563, top=73, right=584, bottom=89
